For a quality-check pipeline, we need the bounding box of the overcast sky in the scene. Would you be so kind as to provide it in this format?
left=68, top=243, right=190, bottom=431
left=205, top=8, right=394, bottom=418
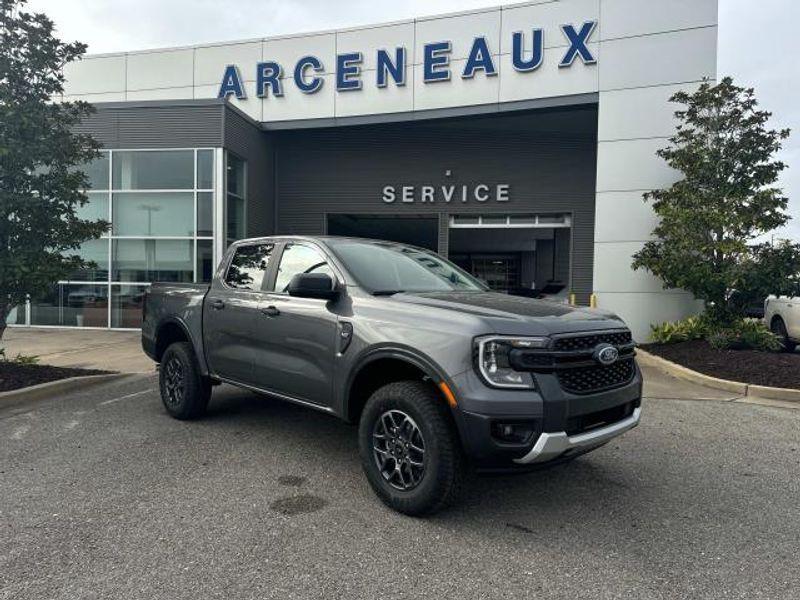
left=27, top=0, right=799, bottom=241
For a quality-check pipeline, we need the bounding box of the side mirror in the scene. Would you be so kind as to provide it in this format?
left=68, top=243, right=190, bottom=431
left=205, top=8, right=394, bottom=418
left=287, top=272, right=339, bottom=300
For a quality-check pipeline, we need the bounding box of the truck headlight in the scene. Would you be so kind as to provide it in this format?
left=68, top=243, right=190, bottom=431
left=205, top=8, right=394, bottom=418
left=475, top=336, right=549, bottom=389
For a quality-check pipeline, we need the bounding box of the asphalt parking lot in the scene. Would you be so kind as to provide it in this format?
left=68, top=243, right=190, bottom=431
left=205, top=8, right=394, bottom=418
left=1, top=372, right=799, bottom=600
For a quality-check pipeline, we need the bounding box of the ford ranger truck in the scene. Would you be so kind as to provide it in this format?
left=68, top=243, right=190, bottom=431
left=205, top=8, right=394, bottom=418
left=142, top=236, right=642, bottom=516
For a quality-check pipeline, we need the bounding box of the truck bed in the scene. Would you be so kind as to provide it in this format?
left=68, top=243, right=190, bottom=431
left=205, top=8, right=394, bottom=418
left=141, top=283, right=210, bottom=363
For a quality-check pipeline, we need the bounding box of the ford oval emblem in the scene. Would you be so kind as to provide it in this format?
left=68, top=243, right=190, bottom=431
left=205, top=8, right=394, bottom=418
left=594, top=343, right=619, bottom=366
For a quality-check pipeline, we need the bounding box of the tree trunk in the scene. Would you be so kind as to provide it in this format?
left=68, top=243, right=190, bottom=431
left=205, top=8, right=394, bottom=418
left=0, top=303, right=8, bottom=349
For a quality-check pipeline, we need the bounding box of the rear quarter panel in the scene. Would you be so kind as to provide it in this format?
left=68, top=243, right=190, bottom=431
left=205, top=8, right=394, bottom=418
left=142, top=283, right=210, bottom=374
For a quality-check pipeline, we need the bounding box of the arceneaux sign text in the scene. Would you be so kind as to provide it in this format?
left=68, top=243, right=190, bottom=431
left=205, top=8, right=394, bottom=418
left=218, top=21, right=597, bottom=99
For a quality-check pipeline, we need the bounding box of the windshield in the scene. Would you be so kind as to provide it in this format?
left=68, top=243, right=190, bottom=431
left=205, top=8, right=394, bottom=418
left=327, top=240, right=487, bottom=293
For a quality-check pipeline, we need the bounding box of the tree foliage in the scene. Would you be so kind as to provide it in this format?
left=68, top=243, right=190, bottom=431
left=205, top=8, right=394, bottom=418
left=0, top=0, right=107, bottom=337
left=632, top=77, right=799, bottom=323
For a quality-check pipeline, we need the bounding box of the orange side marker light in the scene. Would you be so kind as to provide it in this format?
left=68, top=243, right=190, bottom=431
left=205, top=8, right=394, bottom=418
left=438, top=381, right=458, bottom=409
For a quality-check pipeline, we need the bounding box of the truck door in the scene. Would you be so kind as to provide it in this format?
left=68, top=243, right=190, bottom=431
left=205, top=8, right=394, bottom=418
left=250, top=242, right=339, bottom=407
left=784, top=297, right=800, bottom=339
left=203, top=242, right=276, bottom=387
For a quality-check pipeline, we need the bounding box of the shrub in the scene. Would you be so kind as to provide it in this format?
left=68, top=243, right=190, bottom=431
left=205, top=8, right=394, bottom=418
left=0, top=349, right=40, bottom=364
left=708, top=330, right=738, bottom=350
left=650, top=316, right=709, bottom=344
left=651, top=317, right=781, bottom=352
left=731, top=320, right=782, bottom=352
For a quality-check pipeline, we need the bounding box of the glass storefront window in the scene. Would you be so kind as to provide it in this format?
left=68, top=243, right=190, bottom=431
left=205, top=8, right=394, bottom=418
left=112, top=150, right=194, bottom=190
left=6, top=305, right=26, bottom=326
left=112, top=239, right=194, bottom=283
left=30, top=284, right=109, bottom=327
left=77, top=192, right=110, bottom=224
left=227, top=154, right=245, bottom=196
left=197, top=240, right=214, bottom=283
left=226, top=196, right=245, bottom=244
left=81, top=153, right=110, bottom=190
left=508, top=215, right=536, bottom=225
left=19, top=148, right=218, bottom=330
left=197, top=150, right=214, bottom=190
left=198, top=192, right=213, bottom=237
left=112, top=192, right=194, bottom=237
left=226, top=153, right=246, bottom=245
left=66, top=239, right=109, bottom=282
left=538, top=214, right=568, bottom=225
left=111, top=285, right=149, bottom=328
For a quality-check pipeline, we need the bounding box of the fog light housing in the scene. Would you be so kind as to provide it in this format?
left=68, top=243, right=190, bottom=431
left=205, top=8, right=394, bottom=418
left=490, top=420, right=537, bottom=444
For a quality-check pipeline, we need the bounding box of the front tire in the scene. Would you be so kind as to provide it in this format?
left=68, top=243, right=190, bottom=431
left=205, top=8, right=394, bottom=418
left=771, top=317, right=797, bottom=353
left=358, top=380, right=464, bottom=516
left=159, top=342, right=211, bottom=420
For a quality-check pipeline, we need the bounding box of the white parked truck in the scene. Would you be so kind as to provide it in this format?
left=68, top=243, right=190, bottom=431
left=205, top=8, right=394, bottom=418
left=765, top=296, right=800, bottom=352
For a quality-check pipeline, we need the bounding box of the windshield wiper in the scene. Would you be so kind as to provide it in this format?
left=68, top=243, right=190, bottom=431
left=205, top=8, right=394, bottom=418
left=372, top=290, right=406, bottom=296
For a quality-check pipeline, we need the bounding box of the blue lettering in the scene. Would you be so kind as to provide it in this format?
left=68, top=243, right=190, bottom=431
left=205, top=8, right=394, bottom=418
left=512, top=30, right=544, bottom=72
left=376, top=47, right=406, bottom=88
left=256, top=62, right=283, bottom=97
left=218, top=65, right=246, bottom=99
left=462, top=37, right=497, bottom=79
left=560, top=21, right=597, bottom=67
left=294, top=56, right=324, bottom=93
left=423, top=41, right=451, bottom=82
left=336, top=52, right=363, bottom=91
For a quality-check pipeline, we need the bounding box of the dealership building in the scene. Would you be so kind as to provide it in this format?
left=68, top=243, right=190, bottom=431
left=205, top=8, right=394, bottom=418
left=9, top=0, right=718, bottom=339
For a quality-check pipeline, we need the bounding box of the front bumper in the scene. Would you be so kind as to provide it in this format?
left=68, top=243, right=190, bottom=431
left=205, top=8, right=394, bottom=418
left=450, top=361, right=643, bottom=468
left=512, top=407, right=641, bottom=464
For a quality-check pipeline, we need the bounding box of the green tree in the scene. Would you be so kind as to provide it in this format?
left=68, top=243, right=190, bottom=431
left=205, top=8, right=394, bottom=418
left=0, top=0, right=107, bottom=339
left=632, top=77, right=799, bottom=323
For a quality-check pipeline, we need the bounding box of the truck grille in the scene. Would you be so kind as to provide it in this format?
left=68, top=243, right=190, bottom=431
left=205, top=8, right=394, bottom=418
left=557, top=358, right=636, bottom=395
left=553, top=330, right=633, bottom=352
left=508, top=329, right=637, bottom=395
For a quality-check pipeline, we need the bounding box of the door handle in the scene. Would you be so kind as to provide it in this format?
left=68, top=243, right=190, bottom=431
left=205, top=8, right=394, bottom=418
left=261, top=305, right=280, bottom=317
left=209, top=299, right=225, bottom=310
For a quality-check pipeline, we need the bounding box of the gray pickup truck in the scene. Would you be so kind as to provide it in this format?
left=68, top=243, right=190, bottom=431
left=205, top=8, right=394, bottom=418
left=142, top=236, right=642, bottom=515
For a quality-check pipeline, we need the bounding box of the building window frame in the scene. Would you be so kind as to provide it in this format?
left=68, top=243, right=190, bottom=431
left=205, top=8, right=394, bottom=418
left=11, top=146, right=219, bottom=331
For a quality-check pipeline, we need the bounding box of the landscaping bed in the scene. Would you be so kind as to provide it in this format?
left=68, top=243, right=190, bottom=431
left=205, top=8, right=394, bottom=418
left=642, top=340, right=800, bottom=390
left=0, top=362, right=111, bottom=393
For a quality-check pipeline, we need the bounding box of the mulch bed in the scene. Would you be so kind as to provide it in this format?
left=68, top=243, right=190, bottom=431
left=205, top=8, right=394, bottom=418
left=642, top=340, right=800, bottom=390
left=0, top=362, right=112, bottom=393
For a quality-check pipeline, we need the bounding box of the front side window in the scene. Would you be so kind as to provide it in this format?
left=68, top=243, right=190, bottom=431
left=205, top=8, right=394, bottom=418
left=225, top=243, right=274, bottom=290
left=272, top=244, right=333, bottom=293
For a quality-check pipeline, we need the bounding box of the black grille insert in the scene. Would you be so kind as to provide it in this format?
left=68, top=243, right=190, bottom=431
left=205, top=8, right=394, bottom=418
left=566, top=400, right=637, bottom=436
left=557, top=358, right=636, bottom=395
left=553, top=330, right=633, bottom=352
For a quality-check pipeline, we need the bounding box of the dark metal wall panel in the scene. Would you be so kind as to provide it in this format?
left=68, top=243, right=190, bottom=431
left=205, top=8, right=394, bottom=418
left=76, top=102, right=225, bottom=149
left=273, top=108, right=598, bottom=301
left=437, top=213, right=450, bottom=258
left=223, top=107, right=275, bottom=237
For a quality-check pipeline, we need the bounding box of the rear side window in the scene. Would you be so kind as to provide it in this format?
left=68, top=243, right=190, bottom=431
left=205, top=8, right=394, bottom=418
left=225, top=243, right=274, bottom=290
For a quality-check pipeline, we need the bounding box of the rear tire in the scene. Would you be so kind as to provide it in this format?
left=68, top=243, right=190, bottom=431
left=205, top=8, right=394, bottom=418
left=771, top=317, right=797, bottom=353
left=159, top=342, right=211, bottom=420
left=358, top=380, right=464, bottom=516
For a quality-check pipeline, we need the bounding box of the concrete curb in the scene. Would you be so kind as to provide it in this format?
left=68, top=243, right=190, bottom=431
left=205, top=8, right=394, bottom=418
left=637, top=349, right=800, bottom=404
left=0, top=373, right=132, bottom=410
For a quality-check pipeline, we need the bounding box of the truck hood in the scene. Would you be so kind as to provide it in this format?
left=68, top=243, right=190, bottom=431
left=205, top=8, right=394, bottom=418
left=390, top=291, right=627, bottom=336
